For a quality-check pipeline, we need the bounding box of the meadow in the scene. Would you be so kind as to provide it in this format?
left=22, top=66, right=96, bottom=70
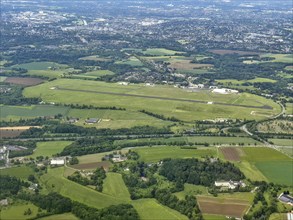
left=131, top=199, right=188, bottom=220
left=243, top=54, right=293, bottom=64
left=23, top=79, right=281, bottom=121
left=31, top=141, right=72, bottom=158
left=0, top=105, right=70, bottom=121
left=216, top=77, right=277, bottom=85
left=123, top=48, right=185, bottom=56
left=10, top=62, right=68, bottom=71
left=102, top=172, right=131, bottom=201
left=268, top=138, right=292, bottom=146
left=0, top=166, right=34, bottom=180
left=134, top=146, right=217, bottom=162
left=0, top=202, right=40, bottom=220
left=115, top=56, right=144, bottom=66
left=240, top=147, right=293, bottom=185
left=38, top=213, right=78, bottom=220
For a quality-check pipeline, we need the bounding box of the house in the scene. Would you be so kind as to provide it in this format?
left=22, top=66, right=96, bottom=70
left=50, top=158, right=65, bottom=166
left=85, top=118, right=99, bottom=124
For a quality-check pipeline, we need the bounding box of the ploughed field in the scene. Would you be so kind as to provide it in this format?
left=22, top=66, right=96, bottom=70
left=23, top=79, right=281, bottom=121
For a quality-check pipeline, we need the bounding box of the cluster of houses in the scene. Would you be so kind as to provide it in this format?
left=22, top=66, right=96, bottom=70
left=214, top=180, right=246, bottom=190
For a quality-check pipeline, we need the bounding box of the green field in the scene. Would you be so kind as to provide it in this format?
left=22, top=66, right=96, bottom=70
left=217, top=77, right=277, bottom=85
left=40, top=167, right=125, bottom=208
left=38, top=213, right=78, bottom=220
left=268, top=138, right=292, bottom=146
left=285, top=103, right=293, bottom=115
left=23, top=79, right=281, bottom=121
left=115, top=136, right=260, bottom=147
left=131, top=199, right=188, bottom=220
left=134, top=146, right=217, bottom=162
left=243, top=54, right=293, bottom=64
left=0, top=76, right=7, bottom=82
left=31, top=141, right=72, bottom=158
left=11, top=62, right=68, bottom=71
left=123, top=48, right=185, bottom=56
left=202, top=214, right=228, bottom=220
left=67, top=108, right=171, bottom=129
left=102, top=172, right=131, bottom=201
left=0, top=105, right=70, bottom=120
left=0, top=166, right=34, bottom=180
left=115, top=57, right=144, bottom=66
left=174, top=184, right=208, bottom=200
left=0, top=202, right=40, bottom=220
left=240, top=147, right=293, bottom=185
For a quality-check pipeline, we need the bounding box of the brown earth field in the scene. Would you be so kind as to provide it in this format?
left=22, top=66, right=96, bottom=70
left=209, top=49, right=259, bottom=55
left=0, top=126, right=41, bottom=138
left=4, top=77, right=44, bottom=86
left=169, top=60, right=213, bottom=70
left=70, top=161, right=112, bottom=171
left=197, top=196, right=250, bottom=218
left=220, top=147, right=241, bottom=161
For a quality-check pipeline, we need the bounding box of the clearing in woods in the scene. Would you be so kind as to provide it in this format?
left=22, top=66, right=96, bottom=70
left=4, top=77, right=44, bottom=86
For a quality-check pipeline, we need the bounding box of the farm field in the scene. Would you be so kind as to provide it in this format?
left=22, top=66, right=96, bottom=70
left=10, top=62, right=68, bottom=71
left=115, top=136, right=260, bottom=147
left=0, top=105, right=70, bottom=121
left=40, top=167, right=126, bottom=209
left=23, top=79, right=281, bottom=121
left=31, top=141, right=72, bottom=158
left=70, top=161, right=112, bottom=171
left=79, top=55, right=112, bottom=62
left=216, top=77, right=277, bottom=85
left=131, top=199, right=188, bottom=220
left=0, top=126, right=40, bottom=138
left=0, top=166, right=34, bottom=179
left=134, top=146, right=217, bottom=163
left=202, top=214, right=228, bottom=220
left=268, top=138, right=292, bottom=146
left=285, top=103, right=293, bottom=115
left=0, top=202, right=40, bottom=220
left=240, top=147, right=293, bottom=185
left=115, top=56, right=144, bottom=66
left=67, top=108, right=171, bottom=129
left=102, top=172, right=131, bottom=201
left=209, top=49, right=259, bottom=55
left=0, top=76, right=7, bottom=82
left=38, top=213, right=78, bottom=220
left=197, top=196, right=250, bottom=218
left=4, top=77, right=44, bottom=86
left=123, top=48, right=185, bottom=56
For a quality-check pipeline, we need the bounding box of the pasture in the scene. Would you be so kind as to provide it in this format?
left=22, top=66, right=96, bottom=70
left=197, top=196, right=250, bottom=218
left=285, top=103, right=293, bottom=115
left=174, top=184, right=208, bottom=200
left=0, top=166, right=34, bottom=180
left=102, top=172, right=131, bottom=201
left=79, top=55, right=111, bottom=62
left=31, top=141, right=72, bottom=158
left=11, top=62, right=68, bottom=70
left=131, top=199, right=188, bottom=220
left=39, top=213, right=78, bottom=220
left=0, top=105, right=70, bottom=121
left=240, top=147, right=293, bottom=185
left=268, top=138, right=292, bottom=146
left=216, top=77, right=277, bottom=85
left=70, top=161, right=111, bottom=171
left=40, top=167, right=126, bottom=209
left=134, top=146, right=217, bottom=162
left=115, top=56, right=144, bottom=66
left=124, top=48, right=185, bottom=56
left=23, top=79, right=281, bottom=121
left=209, top=50, right=259, bottom=55
left=67, top=108, right=171, bottom=129
left=0, top=202, right=40, bottom=220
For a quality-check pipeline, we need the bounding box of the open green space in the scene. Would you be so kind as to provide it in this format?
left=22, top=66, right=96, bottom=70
left=0, top=76, right=7, bottom=82
left=31, top=141, right=72, bottom=158
left=174, top=184, right=208, bottom=200
left=123, top=48, right=185, bottom=56
left=11, top=62, right=68, bottom=71
left=23, top=79, right=281, bottom=121
left=240, top=147, right=293, bottom=185
left=115, top=57, right=144, bottom=66
left=0, top=202, right=40, bottom=220
left=243, top=54, right=293, bottom=64
left=217, top=77, right=277, bottom=85
left=268, top=138, right=292, bottom=146
left=134, top=146, right=217, bottom=163
left=0, top=166, right=34, bottom=180
left=202, top=214, right=228, bottom=220
left=102, top=172, right=131, bottom=201
left=40, top=167, right=125, bottom=209
left=0, top=105, right=70, bottom=121
left=68, top=108, right=171, bottom=129
left=131, top=198, right=188, bottom=220
left=38, top=213, right=78, bottom=220
left=285, top=103, right=293, bottom=115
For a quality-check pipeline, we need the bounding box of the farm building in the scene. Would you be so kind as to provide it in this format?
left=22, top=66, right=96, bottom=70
left=112, top=154, right=127, bottom=163
left=50, top=158, right=65, bottom=166
left=85, top=118, right=99, bottom=124
left=278, top=193, right=293, bottom=206
left=215, top=180, right=246, bottom=189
